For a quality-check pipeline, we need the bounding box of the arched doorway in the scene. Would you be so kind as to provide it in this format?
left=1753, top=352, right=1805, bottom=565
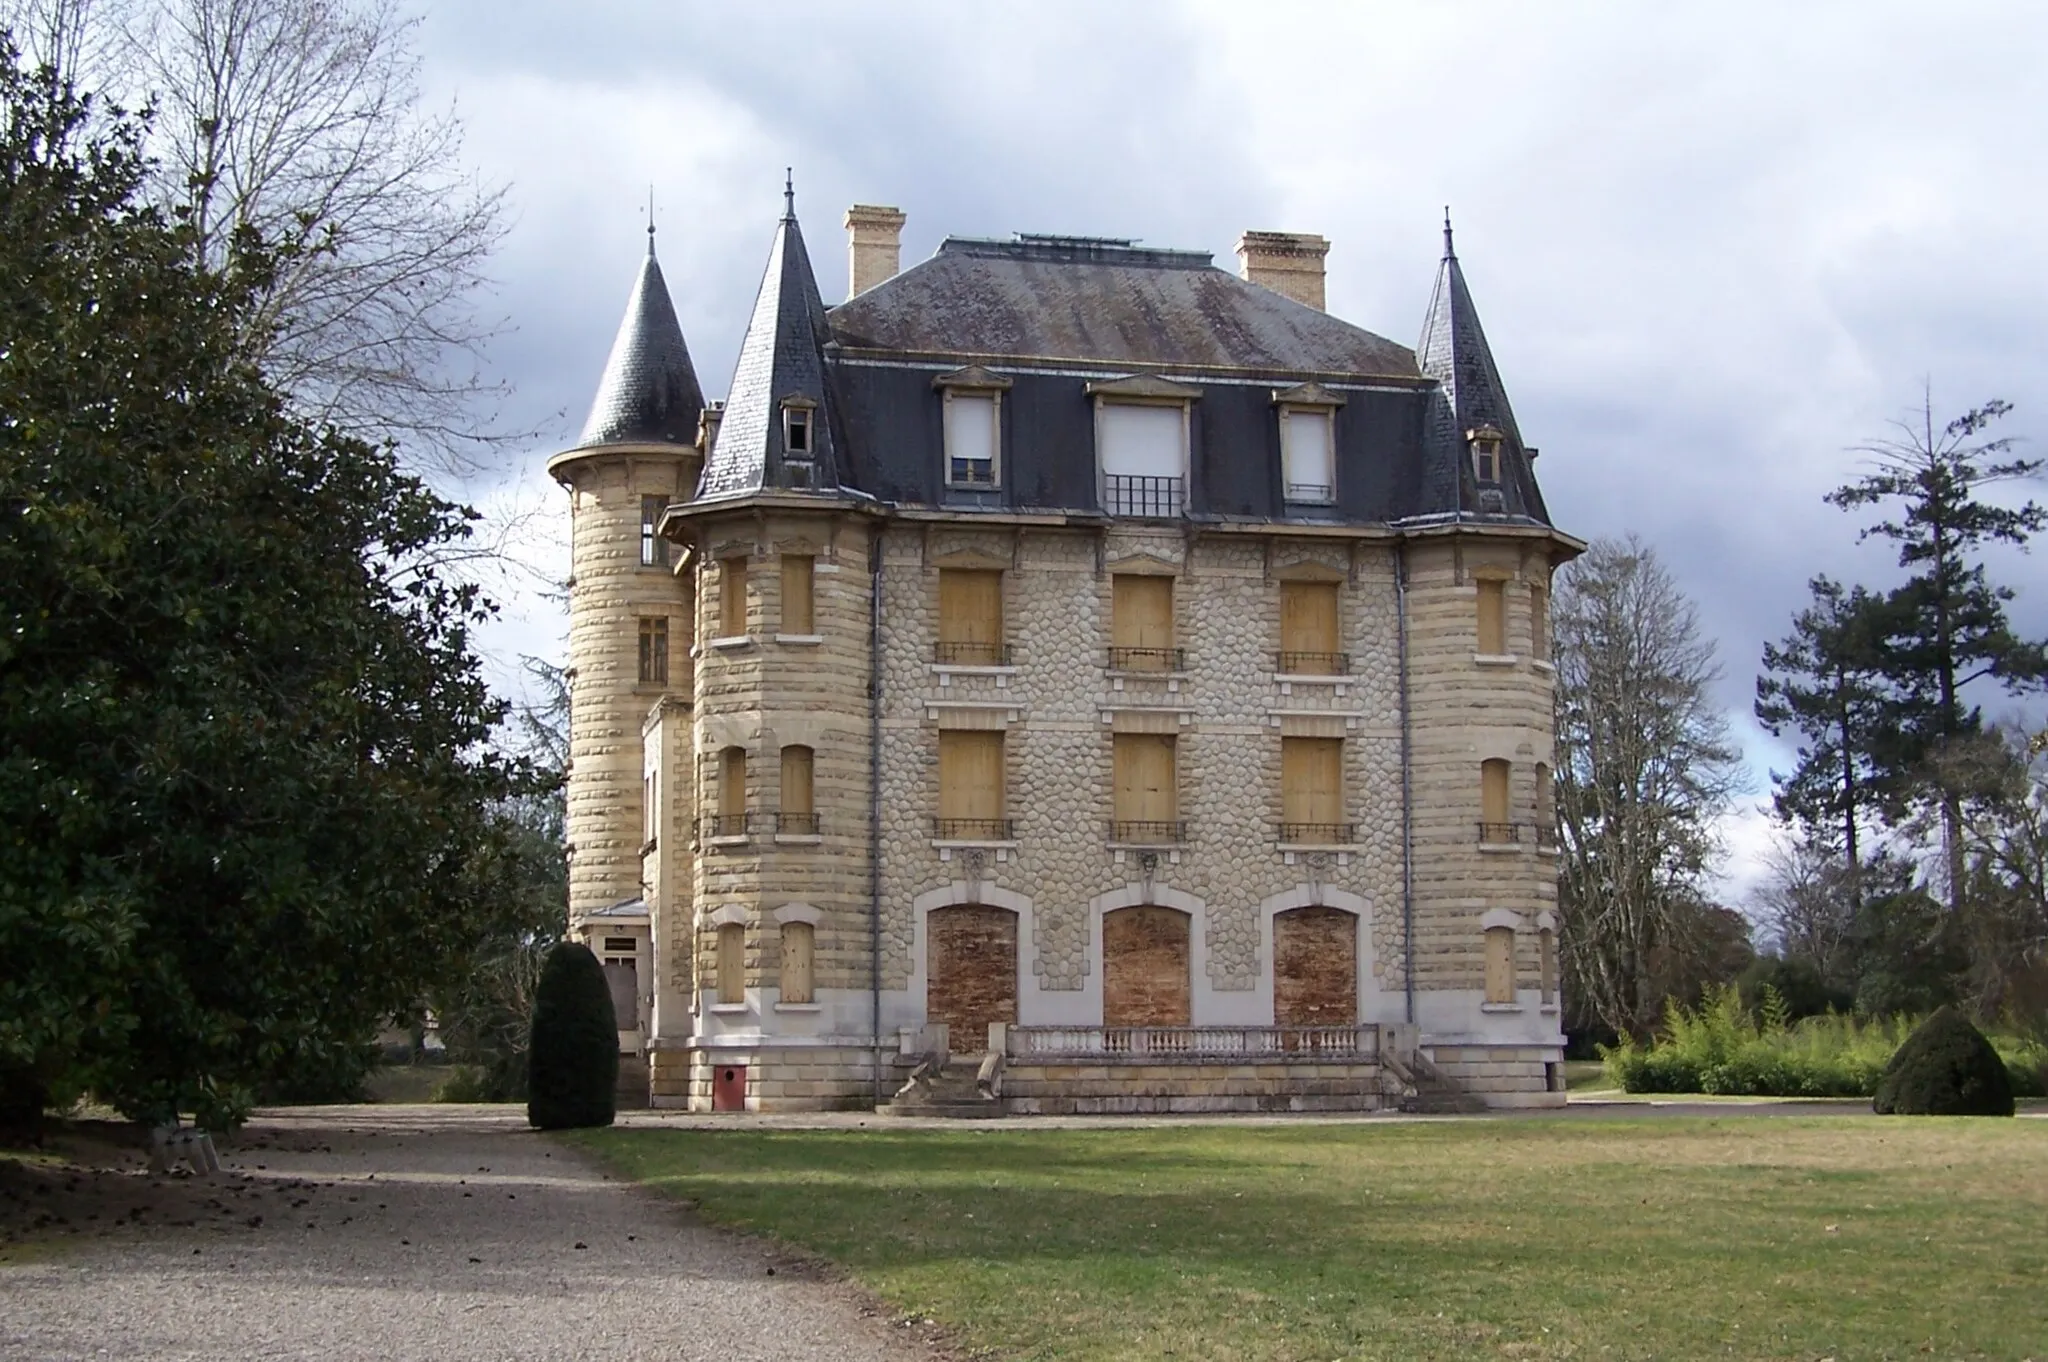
left=1273, top=906, right=1357, bottom=1026
left=925, top=905, right=1018, bottom=1048
left=1102, top=905, right=1191, bottom=1026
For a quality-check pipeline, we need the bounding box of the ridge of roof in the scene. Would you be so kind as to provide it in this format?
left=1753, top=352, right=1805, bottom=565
left=576, top=240, right=705, bottom=449
left=938, top=233, right=1215, bottom=270
left=697, top=194, right=845, bottom=498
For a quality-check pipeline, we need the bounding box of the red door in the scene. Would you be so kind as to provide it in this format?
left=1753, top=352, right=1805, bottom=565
left=712, top=1063, right=747, bottom=1112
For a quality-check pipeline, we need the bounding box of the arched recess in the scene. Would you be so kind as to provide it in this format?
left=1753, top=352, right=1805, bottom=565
left=1273, top=906, right=1358, bottom=1025
left=1102, top=906, right=1191, bottom=1026
left=1256, top=884, right=1372, bottom=1022
left=910, top=882, right=1033, bottom=1048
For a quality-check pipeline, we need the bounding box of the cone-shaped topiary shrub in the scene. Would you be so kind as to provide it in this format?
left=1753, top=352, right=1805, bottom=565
left=527, top=941, right=619, bottom=1130
left=1872, top=1006, right=2014, bottom=1117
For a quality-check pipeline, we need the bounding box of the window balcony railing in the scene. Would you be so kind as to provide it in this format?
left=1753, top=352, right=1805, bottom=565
left=1285, top=482, right=1335, bottom=504
left=932, top=817, right=1015, bottom=841
left=1276, top=650, right=1351, bottom=675
left=1477, top=821, right=1529, bottom=845
left=1104, top=474, right=1184, bottom=518
left=1278, top=821, right=1356, bottom=845
left=1106, top=646, right=1185, bottom=672
left=933, top=640, right=1013, bottom=666
left=701, top=813, right=753, bottom=839
left=1534, top=822, right=1559, bottom=850
left=948, top=458, right=997, bottom=486
left=1109, top=819, right=1188, bottom=845
left=775, top=811, right=820, bottom=836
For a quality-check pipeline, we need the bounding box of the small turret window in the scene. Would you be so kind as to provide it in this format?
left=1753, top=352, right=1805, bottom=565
left=783, top=404, right=812, bottom=456
left=1469, top=424, right=1504, bottom=485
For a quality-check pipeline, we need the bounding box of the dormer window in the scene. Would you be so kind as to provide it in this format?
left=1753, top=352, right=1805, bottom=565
left=934, top=366, right=1012, bottom=492
left=1273, top=382, right=1344, bottom=507
left=782, top=400, right=814, bottom=458
left=1469, top=424, right=1504, bottom=485
left=1088, top=374, right=1201, bottom=519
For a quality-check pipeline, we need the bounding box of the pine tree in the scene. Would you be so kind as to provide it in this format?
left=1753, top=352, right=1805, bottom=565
left=1827, top=396, right=2048, bottom=910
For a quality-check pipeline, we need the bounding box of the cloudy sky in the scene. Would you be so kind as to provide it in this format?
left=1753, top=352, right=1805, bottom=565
left=414, top=1, right=2048, bottom=902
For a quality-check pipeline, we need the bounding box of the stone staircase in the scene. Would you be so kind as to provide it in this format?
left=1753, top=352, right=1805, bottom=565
left=876, top=1028, right=1007, bottom=1119
left=1381, top=1046, right=1487, bottom=1115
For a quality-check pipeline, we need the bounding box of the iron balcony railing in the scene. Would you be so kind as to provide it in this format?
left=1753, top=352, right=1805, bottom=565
left=701, top=813, right=753, bottom=839
left=1106, top=645, right=1185, bottom=672
left=1534, top=822, right=1560, bottom=850
left=775, top=811, right=820, bottom=836
left=948, top=458, right=997, bottom=486
left=1275, top=650, right=1351, bottom=675
left=1278, top=821, right=1357, bottom=845
left=933, top=640, right=1013, bottom=666
left=932, top=817, right=1016, bottom=841
left=1477, top=821, right=1529, bottom=845
left=1104, top=474, right=1184, bottom=518
left=1108, top=818, right=1188, bottom=845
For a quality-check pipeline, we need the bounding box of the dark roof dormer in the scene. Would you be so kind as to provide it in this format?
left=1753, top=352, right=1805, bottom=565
left=576, top=229, right=705, bottom=449
left=697, top=178, right=845, bottom=498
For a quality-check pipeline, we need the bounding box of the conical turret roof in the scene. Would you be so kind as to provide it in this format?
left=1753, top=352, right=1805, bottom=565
left=576, top=235, right=705, bottom=449
left=697, top=183, right=843, bottom=498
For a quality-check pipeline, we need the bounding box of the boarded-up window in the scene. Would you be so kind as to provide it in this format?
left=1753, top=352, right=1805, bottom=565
left=1103, top=906, right=1191, bottom=1026
left=780, top=745, right=814, bottom=816
left=1530, top=581, right=1550, bottom=660
left=944, top=392, right=999, bottom=486
left=638, top=616, right=668, bottom=685
left=1281, top=737, right=1344, bottom=833
left=927, top=905, right=1018, bottom=1044
left=1274, top=906, right=1357, bottom=1025
left=1485, top=926, right=1516, bottom=1004
left=1539, top=927, right=1557, bottom=1005
left=603, top=957, right=637, bottom=1028
left=1481, top=759, right=1511, bottom=830
left=717, top=922, right=745, bottom=1004
left=719, top=556, right=748, bottom=637
left=719, top=746, right=747, bottom=822
left=1112, top=734, right=1177, bottom=830
left=1110, top=574, right=1175, bottom=670
left=1477, top=578, right=1506, bottom=654
left=1534, top=762, right=1554, bottom=826
left=937, top=569, right=1004, bottom=665
left=640, top=495, right=669, bottom=568
left=1279, top=580, right=1340, bottom=672
left=780, top=921, right=815, bottom=1004
left=937, top=730, right=1005, bottom=835
left=781, top=554, right=814, bottom=633
left=1282, top=408, right=1335, bottom=502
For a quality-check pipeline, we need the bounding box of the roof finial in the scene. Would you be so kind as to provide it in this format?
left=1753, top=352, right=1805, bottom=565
left=647, top=185, right=657, bottom=256
left=1442, top=206, right=1455, bottom=261
left=783, top=167, right=795, bottom=223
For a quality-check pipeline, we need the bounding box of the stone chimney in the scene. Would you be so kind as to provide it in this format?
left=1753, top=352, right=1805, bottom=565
left=845, top=203, right=907, bottom=299
left=1235, top=230, right=1331, bottom=311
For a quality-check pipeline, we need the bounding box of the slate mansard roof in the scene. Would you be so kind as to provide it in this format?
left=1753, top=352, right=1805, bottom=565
left=593, top=201, right=1557, bottom=532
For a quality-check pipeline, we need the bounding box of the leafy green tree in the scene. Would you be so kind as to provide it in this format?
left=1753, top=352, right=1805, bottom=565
left=0, top=44, right=528, bottom=1130
left=1828, top=396, right=2048, bottom=909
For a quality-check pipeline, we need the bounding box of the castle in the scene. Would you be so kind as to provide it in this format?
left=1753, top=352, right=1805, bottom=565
left=548, top=184, right=1580, bottom=1112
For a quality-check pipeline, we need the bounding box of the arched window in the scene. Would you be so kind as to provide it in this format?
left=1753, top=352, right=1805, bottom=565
left=780, top=921, right=815, bottom=1004
left=716, top=922, right=746, bottom=1004
left=1484, top=925, right=1516, bottom=1005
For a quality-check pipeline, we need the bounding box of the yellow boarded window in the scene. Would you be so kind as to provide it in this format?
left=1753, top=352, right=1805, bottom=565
left=1111, top=574, right=1175, bottom=670
left=780, top=745, right=813, bottom=816
left=1279, top=581, right=1340, bottom=672
left=781, top=554, right=814, bottom=634
left=1539, top=928, right=1557, bottom=1004
left=717, top=922, right=745, bottom=1004
left=719, top=746, right=747, bottom=822
left=1530, top=581, right=1550, bottom=660
left=937, top=569, right=1003, bottom=665
left=1485, top=926, right=1516, bottom=1004
left=1477, top=578, right=1506, bottom=654
left=638, top=616, right=668, bottom=685
left=937, top=730, right=1005, bottom=830
left=1112, top=733, right=1177, bottom=825
left=1481, top=759, right=1511, bottom=830
left=780, top=921, right=815, bottom=1004
left=1281, top=737, right=1344, bottom=829
left=719, top=556, right=748, bottom=637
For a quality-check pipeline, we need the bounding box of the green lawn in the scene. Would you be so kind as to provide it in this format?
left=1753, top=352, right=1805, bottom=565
left=573, top=1116, right=2048, bottom=1361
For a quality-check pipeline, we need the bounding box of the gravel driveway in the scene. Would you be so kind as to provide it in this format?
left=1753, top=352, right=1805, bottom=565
left=0, top=1105, right=926, bottom=1361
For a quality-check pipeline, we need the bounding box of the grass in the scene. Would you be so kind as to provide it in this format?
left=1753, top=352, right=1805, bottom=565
left=573, top=1117, right=2048, bottom=1361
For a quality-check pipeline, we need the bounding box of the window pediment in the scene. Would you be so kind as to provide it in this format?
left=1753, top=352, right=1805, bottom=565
left=1085, top=373, right=1202, bottom=402
left=932, top=364, right=1013, bottom=392
left=1270, top=380, right=1346, bottom=409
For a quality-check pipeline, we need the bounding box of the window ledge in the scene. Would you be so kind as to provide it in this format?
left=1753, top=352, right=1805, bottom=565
left=1530, top=658, right=1556, bottom=674
left=773, top=833, right=823, bottom=846
left=706, top=834, right=751, bottom=849
left=708, top=1002, right=751, bottom=1015
left=1278, top=843, right=1357, bottom=854
left=773, top=1002, right=822, bottom=1013
left=931, top=839, right=1020, bottom=851
left=1540, top=1004, right=1559, bottom=1015
left=1271, top=673, right=1351, bottom=685
left=1535, top=844, right=1559, bottom=858
left=1480, top=1003, right=1524, bottom=1014
left=1107, top=840, right=1188, bottom=851
left=774, top=633, right=824, bottom=646
left=930, top=664, right=1020, bottom=677
left=1478, top=841, right=1524, bottom=854
left=1104, top=670, right=1190, bottom=682
left=1473, top=653, right=1518, bottom=667
left=707, top=635, right=754, bottom=650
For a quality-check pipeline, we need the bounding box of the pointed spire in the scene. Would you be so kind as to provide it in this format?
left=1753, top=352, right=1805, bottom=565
left=1417, top=214, right=1518, bottom=448
left=576, top=227, right=705, bottom=448
left=783, top=167, right=796, bottom=223
left=647, top=185, right=657, bottom=256
left=696, top=184, right=840, bottom=498
left=1442, top=206, right=1455, bottom=261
